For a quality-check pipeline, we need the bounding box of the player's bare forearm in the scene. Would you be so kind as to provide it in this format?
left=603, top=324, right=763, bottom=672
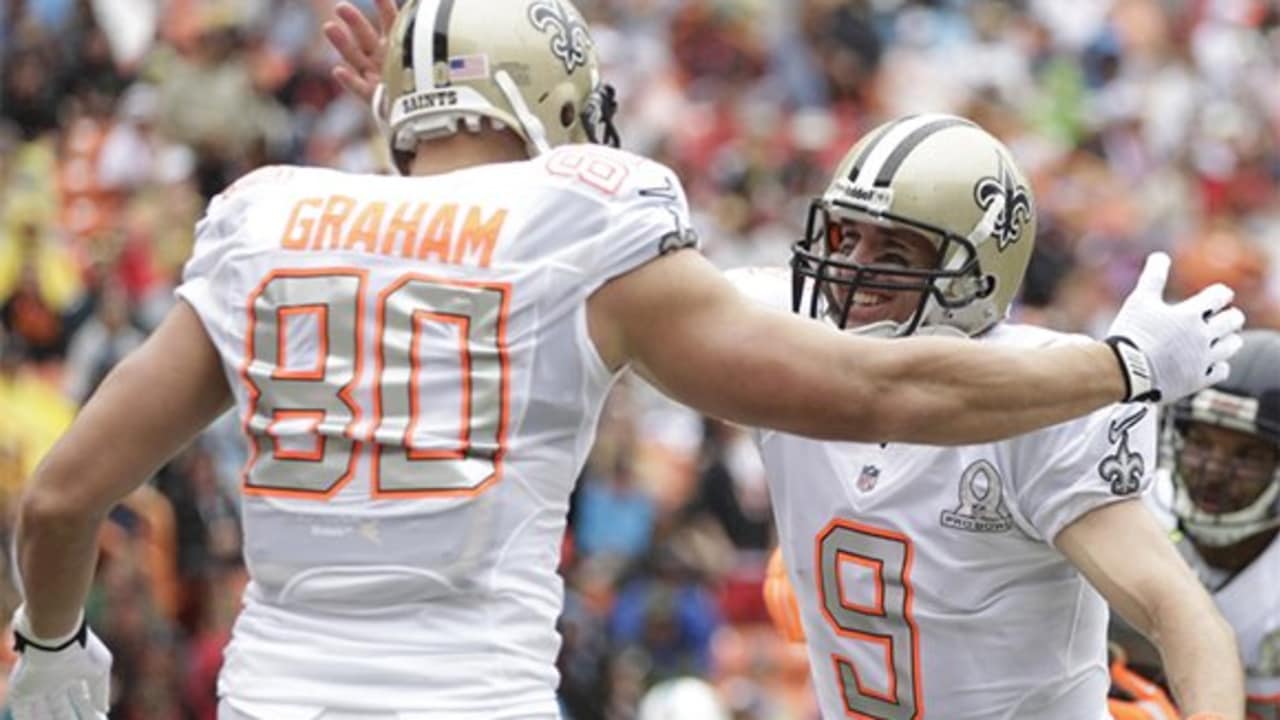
left=17, top=302, right=231, bottom=638
left=1059, top=501, right=1245, bottom=718
left=15, top=502, right=100, bottom=639
left=1148, top=591, right=1245, bottom=718
left=841, top=334, right=1126, bottom=444
left=594, top=250, right=1127, bottom=443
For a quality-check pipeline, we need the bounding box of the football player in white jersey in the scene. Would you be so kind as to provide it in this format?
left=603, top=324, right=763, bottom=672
left=1142, top=330, right=1280, bottom=719
left=747, top=117, right=1246, bottom=720
left=7, top=2, right=1245, bottom=719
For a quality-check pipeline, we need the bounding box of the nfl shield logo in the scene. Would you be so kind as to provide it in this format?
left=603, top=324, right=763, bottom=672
left=856, top=465, right=880, bottom=492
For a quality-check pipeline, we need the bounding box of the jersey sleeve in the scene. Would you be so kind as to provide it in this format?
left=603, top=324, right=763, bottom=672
left=173, top=180, right=256, bottom=350
left=1004, top=402, right=1159, bottom=545
left=541, top=146, right=698, bottom=291
left=1141, top=469, right=1179, bottom=534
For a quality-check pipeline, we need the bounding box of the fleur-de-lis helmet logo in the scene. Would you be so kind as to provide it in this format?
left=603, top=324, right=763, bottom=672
left=974, top=157, right=1033, bottom=251
left=528, top=0, right=593, bottom=74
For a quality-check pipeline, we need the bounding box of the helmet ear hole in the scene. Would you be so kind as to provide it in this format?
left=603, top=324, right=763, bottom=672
left=560, top=102, right=576, bottom=128
left=979, top=274, right=997, bottom=298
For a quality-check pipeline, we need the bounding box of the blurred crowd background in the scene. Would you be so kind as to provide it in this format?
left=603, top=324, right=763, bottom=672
left=1, top=0, right=1278, bottom=718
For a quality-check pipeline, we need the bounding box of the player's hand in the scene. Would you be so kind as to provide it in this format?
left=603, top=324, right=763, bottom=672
left=323, top=0, right=397, bottom=104
left=7, top=606, right=112, bottom=720
left=1105, top=252, right=1245, bottom=403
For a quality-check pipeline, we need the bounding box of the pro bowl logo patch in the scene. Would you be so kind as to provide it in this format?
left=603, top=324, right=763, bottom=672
left=974, top=155, right=1033, bottom=251
left=1098, top=407, right=1148, bottom=496
left=528, top=0, right=592, bottom=74
left=940, top=459, right=1012, bottom=533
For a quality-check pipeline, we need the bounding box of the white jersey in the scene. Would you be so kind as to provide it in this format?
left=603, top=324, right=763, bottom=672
left=728, top=267, right=1159, bottom=720
left=176, top=146, right=695, bottom=717
left=1149, top=473, right=1280, bottom=717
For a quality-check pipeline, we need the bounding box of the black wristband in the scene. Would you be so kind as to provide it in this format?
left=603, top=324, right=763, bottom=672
left=1105, top=336, right=1161, bottom=403
left=13, top=618, right=88, bottom=653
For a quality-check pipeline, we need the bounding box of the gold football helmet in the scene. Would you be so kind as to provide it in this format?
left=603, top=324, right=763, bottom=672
left=376, top=0, right=619, bottom=172
left=791, top=114, right=1036, bottom=337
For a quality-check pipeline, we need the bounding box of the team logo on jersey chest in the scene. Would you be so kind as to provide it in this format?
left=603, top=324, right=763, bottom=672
left=1099, top=407, right=1148, bottom=496
left=940, top=459, right=1013, bottom=533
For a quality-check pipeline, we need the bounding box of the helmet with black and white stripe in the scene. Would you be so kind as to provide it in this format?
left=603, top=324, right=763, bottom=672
left=376, top=0, right=620, bottom=173
left=791, top=114, right=1036, bottom=337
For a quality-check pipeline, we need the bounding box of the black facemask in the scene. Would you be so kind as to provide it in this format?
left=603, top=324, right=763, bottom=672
left=790, top=198, right=989, bottom=333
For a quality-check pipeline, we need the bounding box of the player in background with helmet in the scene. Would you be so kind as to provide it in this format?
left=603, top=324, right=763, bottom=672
left=1110, top=330, right=1280, bottom=719
left=9, top=2, right=1244, bottom=719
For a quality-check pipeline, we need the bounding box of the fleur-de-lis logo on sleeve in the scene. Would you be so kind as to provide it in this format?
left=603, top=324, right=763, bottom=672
left=528, top=0, right=592, bottom=74
left=1098, top=408, right=1148, bottom=496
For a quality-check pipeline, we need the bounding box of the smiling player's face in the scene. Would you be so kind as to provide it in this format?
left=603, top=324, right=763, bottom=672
left=824, top=221, right=940, bottom=328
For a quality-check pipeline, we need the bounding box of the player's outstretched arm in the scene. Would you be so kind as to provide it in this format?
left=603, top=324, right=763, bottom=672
left=16, top=301, right=231, bottom=639
left=1058, top=500, right=1245, bottom=718
left=589, top=250, right=1240, bottom=445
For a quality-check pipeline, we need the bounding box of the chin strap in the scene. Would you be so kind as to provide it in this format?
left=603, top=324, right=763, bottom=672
left=966, top=194, right=1004, bottom=246
left=494, top=70, right=551, bottom=156
left=1175, top=478, right=1280, bottom=547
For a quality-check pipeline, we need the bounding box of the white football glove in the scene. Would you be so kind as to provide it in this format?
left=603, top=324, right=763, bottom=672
left=7, top=605, right=112, bottom=720
left=1106, top=252, right=1245, bottom=403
